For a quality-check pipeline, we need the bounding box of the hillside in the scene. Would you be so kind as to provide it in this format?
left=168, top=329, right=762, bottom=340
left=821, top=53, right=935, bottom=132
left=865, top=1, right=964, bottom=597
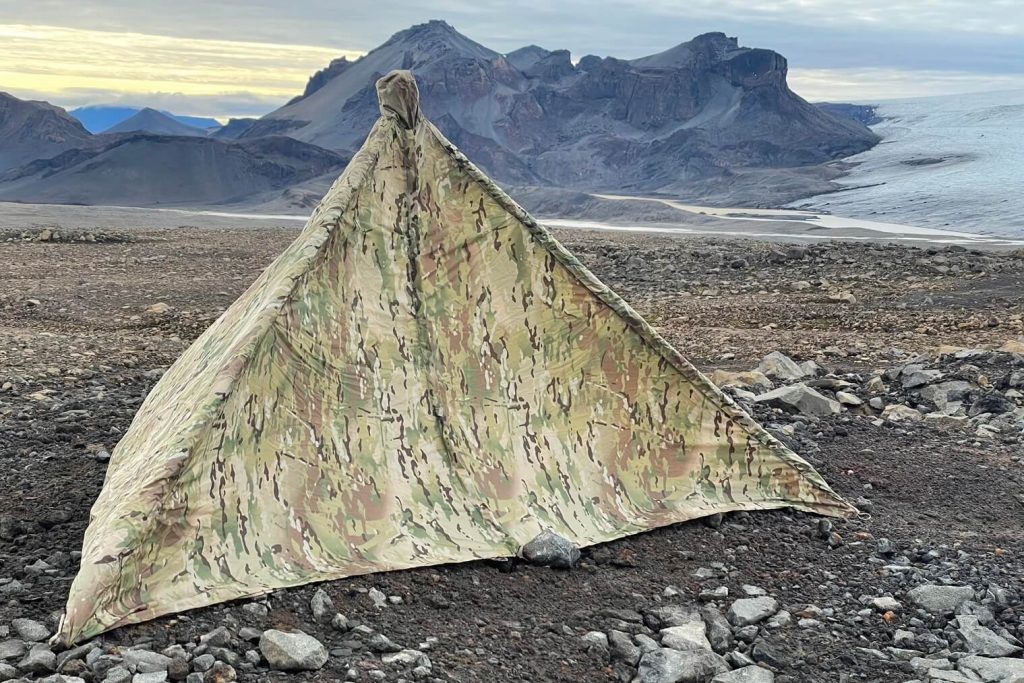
left=243, top=21, right=878, bottom=199
left=0, top=93, right=93, bottom=172
left=0, top=134, right=347, bottom=207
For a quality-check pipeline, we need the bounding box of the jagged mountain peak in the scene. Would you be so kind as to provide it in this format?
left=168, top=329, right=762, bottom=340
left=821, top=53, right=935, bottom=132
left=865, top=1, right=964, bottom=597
left=631, top=31, right=745, bottom=68
left=377, top=19, right=498, bottom=62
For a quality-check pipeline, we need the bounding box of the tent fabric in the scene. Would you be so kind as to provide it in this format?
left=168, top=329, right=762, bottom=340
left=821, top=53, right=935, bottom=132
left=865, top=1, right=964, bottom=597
left=58, top=70, right=854, bottom=645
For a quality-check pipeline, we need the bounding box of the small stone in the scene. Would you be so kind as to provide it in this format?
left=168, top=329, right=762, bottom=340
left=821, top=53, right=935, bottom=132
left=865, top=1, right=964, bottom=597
left=310, top=588, right=335, bottom=623
left=727, top=597, right=780, bottom=626
left=237, top=628, right=261, bottom=642
left=123, top=651, right=171, bottom=674
left=133, top=672, right=168, bottom=683
left=711, top=665, right=775, bottom=683
left=700, top=587, right=729, bottom=601
left=11, top=619, right=49, bottom=642
left=19, top=647, right=57, bottom=673
left=0, top=640, right=27, bottom=660
left=190, top=655, right=214, bottom=673
left=871, top=596, right=901, bottom=612
left=608, top=631, right=640, bottom=665
left=258, top=630, right=327, bottom=671
left=202, top=662, right=235, bottom=683
left=199, top=627, right=231, bottom=648
left=366, top=634, right=402, bottom=653
left=103, top=666, right=132, bottom=683
left=836, top=391, right=862, bottom=406
left=520, top=529, right=581, bottom=568
left=368, top=587, right=388, bottom=608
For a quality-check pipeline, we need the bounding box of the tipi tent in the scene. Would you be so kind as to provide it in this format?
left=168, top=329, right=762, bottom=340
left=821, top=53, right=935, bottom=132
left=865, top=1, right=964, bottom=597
left=58, top=70, right=853, bottom=645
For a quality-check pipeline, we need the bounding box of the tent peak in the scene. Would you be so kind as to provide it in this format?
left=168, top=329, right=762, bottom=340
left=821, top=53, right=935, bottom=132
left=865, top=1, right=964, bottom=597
left=376, top=70, right=420, bottom=129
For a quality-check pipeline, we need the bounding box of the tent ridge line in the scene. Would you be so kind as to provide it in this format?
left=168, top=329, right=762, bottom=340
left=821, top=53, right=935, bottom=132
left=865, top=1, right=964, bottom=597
left=421, top=120, right=853, bottom=515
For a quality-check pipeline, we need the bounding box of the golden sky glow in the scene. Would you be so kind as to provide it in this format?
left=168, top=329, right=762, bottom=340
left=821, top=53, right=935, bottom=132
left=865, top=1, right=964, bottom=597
left=0, top=24, right=362, bottom=118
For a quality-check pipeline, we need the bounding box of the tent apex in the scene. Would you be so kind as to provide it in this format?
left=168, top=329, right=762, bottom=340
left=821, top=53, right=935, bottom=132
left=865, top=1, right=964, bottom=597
left=376, top=70, right=420, bottom=129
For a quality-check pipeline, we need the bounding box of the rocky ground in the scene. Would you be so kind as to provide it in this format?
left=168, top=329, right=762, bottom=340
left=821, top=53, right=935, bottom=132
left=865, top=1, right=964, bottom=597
left=1, top=226, right=1023, bottom=683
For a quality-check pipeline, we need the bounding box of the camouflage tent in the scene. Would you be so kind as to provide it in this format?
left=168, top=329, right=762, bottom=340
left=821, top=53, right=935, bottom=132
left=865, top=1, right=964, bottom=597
left=58, top=70, right=853, bottom=645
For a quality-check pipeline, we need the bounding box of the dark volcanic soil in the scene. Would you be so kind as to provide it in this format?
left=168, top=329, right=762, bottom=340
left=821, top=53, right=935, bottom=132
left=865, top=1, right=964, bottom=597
left=1, top=227, right=1023, bottom=683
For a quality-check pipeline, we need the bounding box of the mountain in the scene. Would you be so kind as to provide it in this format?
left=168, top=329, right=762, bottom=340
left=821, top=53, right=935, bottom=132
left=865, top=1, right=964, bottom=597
left=71, top=106, right=221, bottom=133
left=0, top=134, right=347, bottom=207
left=242, top=21, right=879, bottom=200
left=105, top=108, right=209, bottom=136
left=0, top=93, right=93, bottom=172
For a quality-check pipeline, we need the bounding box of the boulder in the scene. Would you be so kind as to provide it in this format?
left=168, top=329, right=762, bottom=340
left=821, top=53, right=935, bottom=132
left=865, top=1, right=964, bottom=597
left=754, top=385, right=840, bottom=417
left=968, top=391, right=1015, bottom=417
left=634, top=648, right=729, bottom=683
left=10, top=619, right=49, bottom=643
left=955, top=615, right=1023, bottom=657
left=258, top=630, right=328, bottom=671
left=919, top=381, right=975, bottom=413
left=520, top=529, right=580, bottom=568
left=660, top=622, right=712, bottom=652
left=906, top=585, right=975, bottom=615
left=958, top=654, right=1024, bottom=681
left=757, top=352, right=806, bottom=381
left=727, top=597, right=779, bottom=626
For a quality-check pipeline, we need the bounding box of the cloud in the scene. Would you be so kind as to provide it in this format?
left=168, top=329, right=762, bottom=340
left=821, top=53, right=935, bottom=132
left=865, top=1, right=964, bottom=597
left=0, top=24, right=360, bottom=117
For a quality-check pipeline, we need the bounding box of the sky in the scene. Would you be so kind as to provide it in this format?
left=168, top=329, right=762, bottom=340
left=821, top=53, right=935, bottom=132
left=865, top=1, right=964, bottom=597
left=1, top=0, right=1022, bottom=120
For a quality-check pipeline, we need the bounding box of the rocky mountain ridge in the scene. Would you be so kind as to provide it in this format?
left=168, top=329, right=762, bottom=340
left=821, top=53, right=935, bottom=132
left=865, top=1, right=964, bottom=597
left=243, top=21, right=878, bottom=198
left=0, top=22, right=878, bottom=209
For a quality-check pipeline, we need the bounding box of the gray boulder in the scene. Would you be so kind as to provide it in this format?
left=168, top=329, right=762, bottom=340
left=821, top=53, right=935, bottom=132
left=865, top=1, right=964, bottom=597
left=919, top=381, right=975, bottom=413
left=608, top=631, right=641, bottom=666
left=757, top=352, right=806, bottom=381
left=634, top=648, right=729, bottom=683
left=727, top=597, right=780, bottom=626
left=122, top=651, right=170, bottom=674
left=754, top=384, right=841, bottom=417
left=700, top=606, right=734, bottom=653
left=258, top=630, right=328, bottom=671
left=0, top=640, right=27, bottom=660
left=18, top=647, right=57, bottom=674
left=968, top=391, right=1016, bottom=417
left=10, top=620, right=49, bottom=643
left=907, top=585, right=975, bottom=615
left=958, top=655, right=1024, bottom=681
left=520, top=530, right=580, bottom=568
left=956, top=615, right=1023, bottom=657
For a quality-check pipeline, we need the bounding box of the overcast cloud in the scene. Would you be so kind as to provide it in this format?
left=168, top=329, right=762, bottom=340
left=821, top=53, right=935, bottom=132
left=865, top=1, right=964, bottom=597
left=0, top=0, right=1021, bottom=118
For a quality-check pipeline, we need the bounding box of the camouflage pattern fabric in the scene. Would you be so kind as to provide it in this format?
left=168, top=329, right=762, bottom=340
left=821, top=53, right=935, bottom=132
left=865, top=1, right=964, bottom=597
left=58, top=70, right=854, bottom=645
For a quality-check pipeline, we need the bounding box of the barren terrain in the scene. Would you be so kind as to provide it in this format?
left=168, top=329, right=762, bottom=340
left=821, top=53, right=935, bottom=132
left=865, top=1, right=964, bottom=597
left=1, top=226, right=1023, bottom=683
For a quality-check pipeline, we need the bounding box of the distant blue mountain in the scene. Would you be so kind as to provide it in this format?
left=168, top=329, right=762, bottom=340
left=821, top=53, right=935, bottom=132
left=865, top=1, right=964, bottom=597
left=70, top=106, right=221, bottom=133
